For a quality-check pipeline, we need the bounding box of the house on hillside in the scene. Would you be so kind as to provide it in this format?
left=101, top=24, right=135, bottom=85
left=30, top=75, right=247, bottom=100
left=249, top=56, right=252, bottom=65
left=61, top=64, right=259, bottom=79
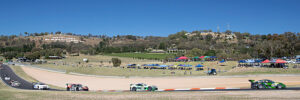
left=146, top=48, right=166, bottom=53
left=150, top=49, right=166, bottom=53
left=167, top=48, right=186, bottom=54
left=43, top=34, right=84, bottom=43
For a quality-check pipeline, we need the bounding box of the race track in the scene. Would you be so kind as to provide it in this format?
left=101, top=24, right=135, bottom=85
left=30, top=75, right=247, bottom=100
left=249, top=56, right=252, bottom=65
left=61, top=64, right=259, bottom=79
left=1, top=63, right=300, bottom=92
left=0, top=64, right=59, bottom=91
left=0, top=64, right=33, bottom=89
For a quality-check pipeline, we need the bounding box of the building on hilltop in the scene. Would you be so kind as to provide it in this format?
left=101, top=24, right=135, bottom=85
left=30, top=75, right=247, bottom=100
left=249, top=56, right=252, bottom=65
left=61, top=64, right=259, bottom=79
left=43, top=34, right=84, bottom=43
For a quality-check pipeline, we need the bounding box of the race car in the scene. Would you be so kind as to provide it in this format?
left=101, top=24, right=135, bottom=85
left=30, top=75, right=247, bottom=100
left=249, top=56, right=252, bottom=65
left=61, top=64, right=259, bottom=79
left=10, top=80, right=20, bottom=87
left=66, top=83, right=89, bottom=91
left=249, top=79, right=286, bottom=89
left=4, top=76, right=10, bottom=81
left=130, top=83, right=158, bottom=91
left=32, top=82, right=50, bottom=90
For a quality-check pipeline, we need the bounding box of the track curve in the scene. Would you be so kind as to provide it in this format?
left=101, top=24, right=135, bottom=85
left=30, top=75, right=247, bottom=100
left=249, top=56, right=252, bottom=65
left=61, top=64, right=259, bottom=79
left=0, top=64, right=60, bottom=91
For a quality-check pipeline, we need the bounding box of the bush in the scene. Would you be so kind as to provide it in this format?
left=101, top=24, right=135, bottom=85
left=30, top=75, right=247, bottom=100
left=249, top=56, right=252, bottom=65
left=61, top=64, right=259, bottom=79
left=111, top=58, right=121, bottom=67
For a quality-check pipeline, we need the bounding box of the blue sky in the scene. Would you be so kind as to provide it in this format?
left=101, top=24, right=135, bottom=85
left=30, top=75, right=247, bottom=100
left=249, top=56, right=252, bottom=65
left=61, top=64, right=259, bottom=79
left=0, top=0, right=299, bottom=36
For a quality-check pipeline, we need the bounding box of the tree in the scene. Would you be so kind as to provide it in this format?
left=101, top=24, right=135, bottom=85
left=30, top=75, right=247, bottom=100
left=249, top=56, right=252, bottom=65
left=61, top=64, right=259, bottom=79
left=25, top=52, right=41, bottom=60
left=204, top=50, right=216, bottom=56
left=158, top=42, right=166, bottom=50
left=111, top=58, right=121, bottom=67
left=24, top=32, right=28, bottom=36
left=186, top=48, right=203, bottom=57
left=225, top=30, right=232, bottom=34
left=55, top=31, right=62, bottom=34
left=205, top=34, right=213, bottom=41
left=3, top=52, right=17, bottom=60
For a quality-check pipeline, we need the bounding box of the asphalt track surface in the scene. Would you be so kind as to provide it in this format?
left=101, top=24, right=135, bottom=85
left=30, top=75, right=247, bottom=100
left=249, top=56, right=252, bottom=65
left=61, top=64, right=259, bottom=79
left=0, top=64, right=60, bottom=91
left=0, top=63, right=300, bottom=92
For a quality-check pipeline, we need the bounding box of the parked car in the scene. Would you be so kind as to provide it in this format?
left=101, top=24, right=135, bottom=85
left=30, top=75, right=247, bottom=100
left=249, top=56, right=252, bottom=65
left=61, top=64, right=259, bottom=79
left=130, top=83, right=158, bottom=91
left=207, top=69, right=217, bottom=75
left=32, top=82, right=50, bottom=90
left=249, top=79, right=286, bottom=89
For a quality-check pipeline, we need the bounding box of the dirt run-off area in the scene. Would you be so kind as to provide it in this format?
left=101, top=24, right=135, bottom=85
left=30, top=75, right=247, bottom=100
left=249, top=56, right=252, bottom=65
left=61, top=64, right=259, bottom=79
left=21, top=66, right=300, bottom=90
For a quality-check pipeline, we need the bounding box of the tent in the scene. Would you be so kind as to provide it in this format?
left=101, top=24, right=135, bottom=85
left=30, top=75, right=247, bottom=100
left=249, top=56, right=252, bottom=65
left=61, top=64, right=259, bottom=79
left=210, top=56, right=217, bottom=58
left=204, top=56, right=210, bottom=58
left=219, top=59, right=225, bottom=63
left=195, top=64, right=204, bottom=67
left=199, top=56, right=205, bottom=58
left=194, top=56, right=199, bottom=59
left=245, top=59, right=255, bottom=63
left=177, top=56, right=188, bottom=60
left=275, top=59, right=286, bottom=63
left=261, top=59, right=270, bottom=63
left=195, top=64, right=204, bottom=70
left=219, top=60, right=225, bottom=63
left=144, top=64, right=160, bottom=66
left=255, top=60, right=262, bottom=63
left=159, top=65, right=169, bottom=67
left=239, top=60, right=246, bottom=63
left=178, top=64, right=193, bottom=70
left=127, top=64, right=136, bottom=66
left=178, top=64, right=192, bottom=67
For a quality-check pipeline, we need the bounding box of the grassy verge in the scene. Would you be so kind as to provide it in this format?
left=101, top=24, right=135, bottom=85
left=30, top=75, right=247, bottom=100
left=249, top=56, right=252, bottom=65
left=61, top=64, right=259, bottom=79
left=10, top=65, right=64, bottom=90
left=36, top=64, right=206, bottom=77
left=34, top=60, right=300, bottom=77
left=221, top=67, right=300, bottom=76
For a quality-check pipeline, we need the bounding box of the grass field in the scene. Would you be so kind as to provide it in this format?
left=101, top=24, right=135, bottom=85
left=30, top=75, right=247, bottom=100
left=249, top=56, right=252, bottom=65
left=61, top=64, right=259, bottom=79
left=33, top=63, right=207, bottom=77
left=45, top=54, right=163, bottom=66
left=105, top=53, right=174, bottom=60
left=33, top=59, right=300, bottom=77
left=19, top=54, right=299, bottom=77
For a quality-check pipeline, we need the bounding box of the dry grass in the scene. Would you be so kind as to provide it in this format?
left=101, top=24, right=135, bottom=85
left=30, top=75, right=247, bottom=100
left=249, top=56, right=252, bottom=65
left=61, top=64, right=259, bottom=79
left=221, top=67, right=300, bottom=75
left=9, top=65, right=64, bottom=90
left=33, top=55, right=300, bottom=77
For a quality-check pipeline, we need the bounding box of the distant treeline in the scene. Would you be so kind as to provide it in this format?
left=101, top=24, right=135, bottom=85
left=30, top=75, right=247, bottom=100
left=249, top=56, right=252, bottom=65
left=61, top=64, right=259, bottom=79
left=0, top=30, right=299, bottom=60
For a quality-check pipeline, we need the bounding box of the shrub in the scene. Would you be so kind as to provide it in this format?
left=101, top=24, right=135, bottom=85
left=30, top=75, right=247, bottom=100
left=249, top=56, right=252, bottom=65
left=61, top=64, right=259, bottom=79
left=111, top=58, right=121, bottom=67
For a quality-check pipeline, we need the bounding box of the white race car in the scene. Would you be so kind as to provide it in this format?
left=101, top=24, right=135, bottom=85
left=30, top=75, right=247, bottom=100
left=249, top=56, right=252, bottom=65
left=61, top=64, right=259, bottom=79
left=32, top=82, right=50, bottom=90
left=4, top=77, right=10, bottom=81
left=10, top=80, right=20, bottom=87
left=130, top=83, right=158, bottom=91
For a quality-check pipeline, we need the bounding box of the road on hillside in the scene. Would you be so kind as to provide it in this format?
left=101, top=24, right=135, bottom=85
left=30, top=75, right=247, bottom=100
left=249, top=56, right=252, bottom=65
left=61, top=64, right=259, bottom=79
left=0, top=64, right=60, bottom=91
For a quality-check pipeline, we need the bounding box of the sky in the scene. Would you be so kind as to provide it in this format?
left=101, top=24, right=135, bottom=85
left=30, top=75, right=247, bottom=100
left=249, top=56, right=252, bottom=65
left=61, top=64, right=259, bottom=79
left=0, top=0, right=299, bottom=36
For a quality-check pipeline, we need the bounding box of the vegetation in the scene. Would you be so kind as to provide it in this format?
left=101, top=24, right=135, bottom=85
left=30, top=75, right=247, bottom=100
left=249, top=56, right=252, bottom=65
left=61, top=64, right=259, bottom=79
left=32, top=55, right=300, bottom=77
left=0, top=30, right=299, bottom=61
left=111, top=58, right=121, bottom=67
